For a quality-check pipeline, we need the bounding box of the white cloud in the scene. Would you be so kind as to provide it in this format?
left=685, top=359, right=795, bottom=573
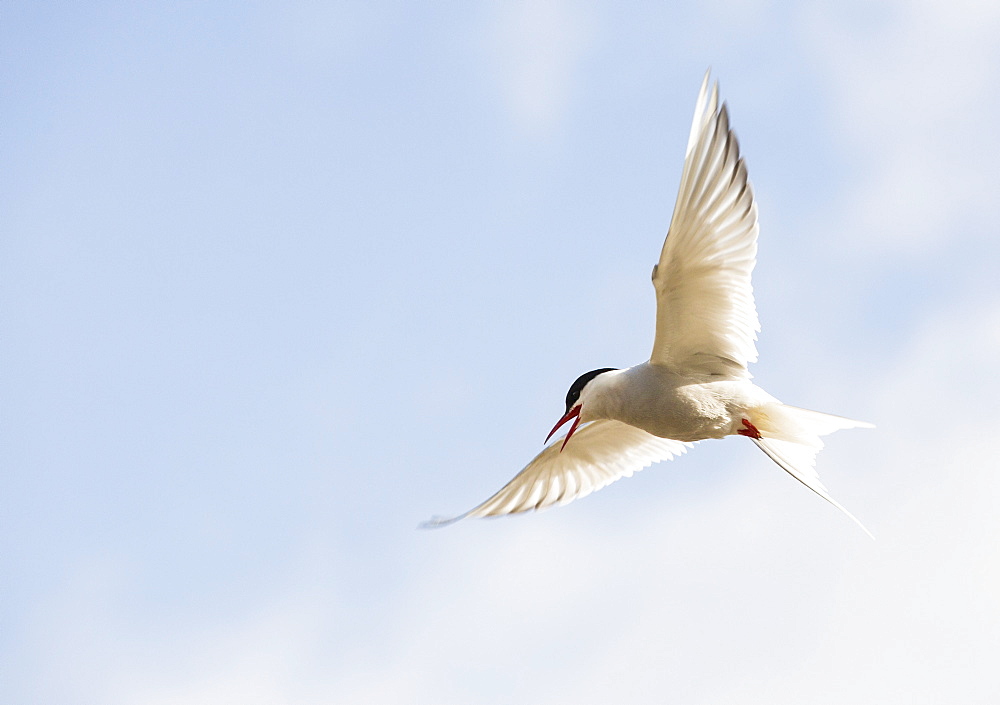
left=20, top=315, right=998, bottom=704
left=804, top=0, right=1000, bottom=255
left=73, top=294, right=999, bottom=705
left=487, top=0, right=597, bottom=135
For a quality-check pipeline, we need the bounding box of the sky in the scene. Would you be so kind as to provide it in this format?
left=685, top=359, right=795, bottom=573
left=3, top=1, right=1000, bottom=702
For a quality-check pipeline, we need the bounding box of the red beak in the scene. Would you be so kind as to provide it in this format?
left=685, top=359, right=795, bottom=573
left=545, top=405, right=582, bottom=452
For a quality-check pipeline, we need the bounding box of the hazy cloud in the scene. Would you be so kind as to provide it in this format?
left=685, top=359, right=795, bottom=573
left=487, top=0, right=597, bottom=135
left=806, top=0, right=1000, bottom=254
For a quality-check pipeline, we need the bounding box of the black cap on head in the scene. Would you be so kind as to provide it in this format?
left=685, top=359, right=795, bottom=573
left=565, top=368, right=617, bottom=413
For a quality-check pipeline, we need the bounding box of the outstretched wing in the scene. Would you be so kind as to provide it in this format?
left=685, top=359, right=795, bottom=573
left=422, top=420, right=689, bottom=527
left=650, top=71, right=760, bottom=378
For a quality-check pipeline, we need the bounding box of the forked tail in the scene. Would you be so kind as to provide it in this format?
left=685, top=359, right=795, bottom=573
left=751, top=405, right=874, bottom=538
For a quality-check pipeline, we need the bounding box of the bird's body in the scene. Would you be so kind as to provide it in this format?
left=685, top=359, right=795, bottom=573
left=425, top=71, right=872, bottom=534
left=580, top=365, right=769, bottom=442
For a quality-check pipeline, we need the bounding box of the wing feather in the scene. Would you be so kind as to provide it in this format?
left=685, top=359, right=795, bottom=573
left=651, top=71, right=760, bottom=377
left=422, top=420, right=690, bottom=527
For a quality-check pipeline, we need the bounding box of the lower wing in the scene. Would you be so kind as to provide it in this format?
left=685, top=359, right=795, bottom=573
left=422, top=420, right=689, bottom=528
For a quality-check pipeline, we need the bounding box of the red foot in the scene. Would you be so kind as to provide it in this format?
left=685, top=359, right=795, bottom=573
left=737, top=418, right=762, bottom=439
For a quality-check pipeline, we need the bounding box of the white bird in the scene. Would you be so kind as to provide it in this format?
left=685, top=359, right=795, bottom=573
left=424, top=72, right=873, bottom=535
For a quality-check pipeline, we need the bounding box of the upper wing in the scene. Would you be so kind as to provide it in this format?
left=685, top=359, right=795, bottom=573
left=422, top=420, right=689, bottom=527
left=650, top=71, right=760, bottom=378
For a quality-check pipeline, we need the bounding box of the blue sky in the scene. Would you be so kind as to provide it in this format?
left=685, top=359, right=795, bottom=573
left=4, top=1, right=1000, bottom=702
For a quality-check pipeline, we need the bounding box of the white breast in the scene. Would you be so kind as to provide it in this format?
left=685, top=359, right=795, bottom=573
left=582, top=364, right=770, bottom=442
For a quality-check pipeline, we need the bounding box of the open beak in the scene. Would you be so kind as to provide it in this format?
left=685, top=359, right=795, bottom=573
left=545, top=405, right=582, bottom=452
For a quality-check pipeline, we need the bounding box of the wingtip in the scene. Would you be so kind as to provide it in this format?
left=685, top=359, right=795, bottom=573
left=687, top=70, right=720, bottom=155
left=418, top=514, right=467, bottom=530
left=840, top=505, right=876, bottom=541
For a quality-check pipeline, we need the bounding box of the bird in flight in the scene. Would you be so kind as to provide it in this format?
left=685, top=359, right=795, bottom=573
left=425, top=72, right=872, bottom=535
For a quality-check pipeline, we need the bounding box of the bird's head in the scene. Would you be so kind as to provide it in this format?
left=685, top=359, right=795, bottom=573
left=545, top=367, right=618, bottom=451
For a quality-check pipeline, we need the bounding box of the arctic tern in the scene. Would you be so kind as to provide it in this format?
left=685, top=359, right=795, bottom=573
left=425, top=72, right=872, bottom=535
